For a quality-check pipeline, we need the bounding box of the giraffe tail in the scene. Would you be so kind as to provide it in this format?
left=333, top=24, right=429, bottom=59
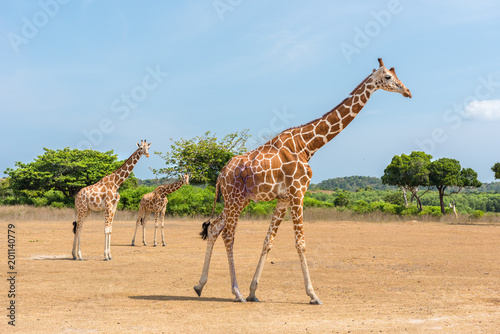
left=199, top=176, right=221, bottom=240
left=73, top=221, right=77, bottom=234
left=200, top=221, right=210, bottom=240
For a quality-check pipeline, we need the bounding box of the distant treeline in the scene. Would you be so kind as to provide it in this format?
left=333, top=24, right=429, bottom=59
left=310, top=175, right=500, bottom=193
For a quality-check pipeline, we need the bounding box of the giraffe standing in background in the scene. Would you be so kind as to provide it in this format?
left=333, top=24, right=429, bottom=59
left=131, top=174, right=190, bottom=247
left=72, top=140, right=151, bottom=261
left=194, top=59, right=412, bottom=304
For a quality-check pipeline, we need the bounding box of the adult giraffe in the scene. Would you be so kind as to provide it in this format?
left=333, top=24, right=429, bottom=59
left=72, top=140, right=151, bottom=261
left=194, top=59, right=411, bottom=304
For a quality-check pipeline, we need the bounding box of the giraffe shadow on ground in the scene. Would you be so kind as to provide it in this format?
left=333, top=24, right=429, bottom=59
left=31, top=255, right=73, bottom=260
left=129, top=295, right=232, bottom=303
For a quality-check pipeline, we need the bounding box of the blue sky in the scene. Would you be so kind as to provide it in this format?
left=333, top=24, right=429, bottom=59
left=1, top=0, right=500, bottom=183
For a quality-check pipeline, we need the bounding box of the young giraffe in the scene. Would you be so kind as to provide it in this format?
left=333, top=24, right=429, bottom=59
left=131, top=174, right=190, bottom=247
left=72, top=140, right=151, bottom=261
left=194, top=59, right=412, bottom=304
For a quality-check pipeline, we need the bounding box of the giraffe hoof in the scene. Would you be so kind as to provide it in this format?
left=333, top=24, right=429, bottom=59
left=162, top=243, right=166, bottom=247
left=246, top=296, right=260, bottom=302
left=194, top=286, right=203, bottom=297
left=154, top=244, right=157, bottom=247
left=131, top=243, right=135, bottom=246
left=310, top=299, right=323, bottom=305
left=233, top=297, right=247, bottom=303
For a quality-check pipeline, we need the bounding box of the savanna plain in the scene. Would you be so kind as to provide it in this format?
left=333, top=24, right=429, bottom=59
left=1, top=206, right=499, bottom=333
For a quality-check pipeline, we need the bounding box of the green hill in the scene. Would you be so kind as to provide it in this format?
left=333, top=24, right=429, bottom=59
left=310, top=176, right=395, bottom=192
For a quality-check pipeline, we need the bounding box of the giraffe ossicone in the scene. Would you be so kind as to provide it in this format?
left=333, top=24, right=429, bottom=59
left=131, top=174, right=190, bottom=247
left=194, top=58, right=411, bottom=304
left=72, top=140, right=151, bottom=261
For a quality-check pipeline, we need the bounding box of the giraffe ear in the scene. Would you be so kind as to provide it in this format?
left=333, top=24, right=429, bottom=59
left=137, top=143, right=140, bottom=148
left=389, top=67, right=396, bottom=75
left=147, top=143, right=152, bottom=148
left=372, top=69, right=376, bottom=73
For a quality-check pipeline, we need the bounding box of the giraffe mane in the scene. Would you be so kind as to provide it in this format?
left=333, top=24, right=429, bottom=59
left=113, top=148, right=140, bottom=174
left=279, top=73, right=373, bottom=134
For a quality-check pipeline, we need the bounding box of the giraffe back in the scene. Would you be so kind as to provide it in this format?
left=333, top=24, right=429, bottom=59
left=219, top=132, right=312, bottom=203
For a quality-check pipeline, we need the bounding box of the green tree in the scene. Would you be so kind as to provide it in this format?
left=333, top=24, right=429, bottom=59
left=334, top=191, right=350, bottom=207
left=428, top=158, right=482, bottom=214
left=4, top=147, right=137, bottom=200
left=491, top=162, right=500, bottom=179
left=381, top=151, right=432, bottom=211
left=153, top=130, right=250, bottom=186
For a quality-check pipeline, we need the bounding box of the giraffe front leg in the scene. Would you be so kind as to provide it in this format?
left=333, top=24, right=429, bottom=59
left=290, top=201, right=322, bottom=305
left=104, top=226, right=112, bottom=261
left=104, top=195, right=118, bottom=261
left=247, top=200, right=289, bottom=302
left=194, top=215, right=225, bottom=297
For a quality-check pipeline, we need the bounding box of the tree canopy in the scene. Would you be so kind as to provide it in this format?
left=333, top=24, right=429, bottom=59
left=491, top=162, right=500, bottom=180
left=428, top=158, right=482, bottom=214
left=381, top=151, right=432, bottom=210
left=153, top=130, right=250, bottom=186
left=4, top=147, right=137, bottom=198
left=382, top=152, right=482, bottom=214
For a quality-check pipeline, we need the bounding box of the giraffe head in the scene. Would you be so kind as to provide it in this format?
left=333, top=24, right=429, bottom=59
left=137, top=140, right=152, bottom=158
left=371, top=58, right=412, bottom=98
left=183, top=173, right=190, bottom=185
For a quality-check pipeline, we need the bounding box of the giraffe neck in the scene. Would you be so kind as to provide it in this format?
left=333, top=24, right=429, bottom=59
left=289, top=74, right=377, bottom=160
left=110, top=148, right=142, bottom=189
left=156, top=179, right=186, bottom=197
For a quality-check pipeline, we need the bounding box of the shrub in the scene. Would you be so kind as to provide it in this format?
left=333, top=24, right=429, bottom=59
left=469, top=210, right=484, bottom=220
left=334, top=191, right=350, bottom=207
left=50, top=202, right=65, bottom=208
left=32, top=197, right=48, bottom=207
left=419, top=206, right=443, bottom=217
left=384, top=192, right=406, bottom=206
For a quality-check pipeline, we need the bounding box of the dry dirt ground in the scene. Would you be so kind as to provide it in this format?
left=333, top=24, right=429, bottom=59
left=1, top=217, right=499, bottom=333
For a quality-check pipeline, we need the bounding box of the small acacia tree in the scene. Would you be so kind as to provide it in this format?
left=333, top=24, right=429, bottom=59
left=491, top=162, right=500, bottom=179
left=153, top=130, right=250, bottom=186
left=5, top=147, right=137, bottom=200
left=381, top=151, right=432, bottom=211
left=428, top=158, right=482, bottom=214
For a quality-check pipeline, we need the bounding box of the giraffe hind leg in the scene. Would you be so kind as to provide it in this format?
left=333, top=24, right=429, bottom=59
left=161, top=207, right=166, bottom=246
left=131, top=217, right=142, bottom=246
left=72, top=206, right=89, bottom=261
left=247, top=200, right=289, bottom=302
left=72, top=220, right=85, bottom=261
left=194, top=215, right=226, bottom=297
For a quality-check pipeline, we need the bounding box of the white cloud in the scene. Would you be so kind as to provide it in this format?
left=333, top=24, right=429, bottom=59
left=463, top=99, right=500, bottom=121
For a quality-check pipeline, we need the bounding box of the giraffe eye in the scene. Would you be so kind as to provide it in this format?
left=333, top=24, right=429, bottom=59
left=385, top=75, right=391, bottom=80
